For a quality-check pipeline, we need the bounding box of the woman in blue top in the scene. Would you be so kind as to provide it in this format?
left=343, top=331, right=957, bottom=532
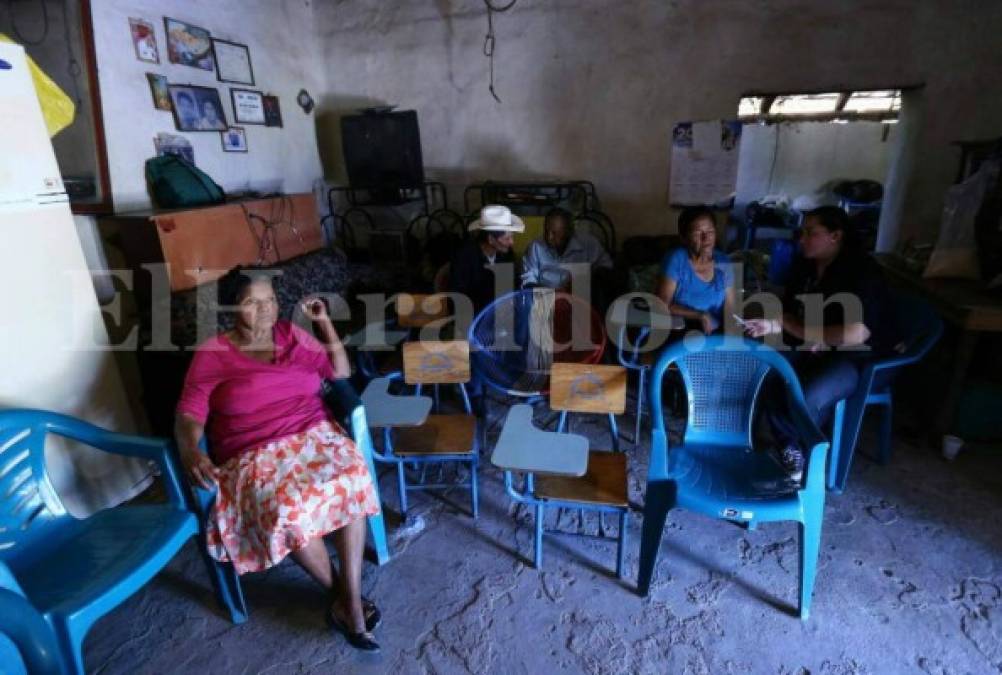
left=657, top=206, right=735, bottom=334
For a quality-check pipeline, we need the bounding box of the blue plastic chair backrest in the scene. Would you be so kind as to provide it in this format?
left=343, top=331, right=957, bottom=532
left=889, top=292, right=943, bottom=361
left=870, top=293, right=944, bottom=391
left=649, top=336, right=807, bottom=449
left=0, top=411, right=76, bottom=569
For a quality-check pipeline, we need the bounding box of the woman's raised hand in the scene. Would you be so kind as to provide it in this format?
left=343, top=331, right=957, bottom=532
left=302, top=297, right=330, bottom=323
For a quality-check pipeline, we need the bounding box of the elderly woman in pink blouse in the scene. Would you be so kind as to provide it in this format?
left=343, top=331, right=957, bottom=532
left=175, top=268, right=381, bottom=652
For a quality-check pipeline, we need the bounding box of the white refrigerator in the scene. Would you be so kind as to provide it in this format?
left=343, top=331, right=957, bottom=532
left=0, top=41, right=151, bottom=515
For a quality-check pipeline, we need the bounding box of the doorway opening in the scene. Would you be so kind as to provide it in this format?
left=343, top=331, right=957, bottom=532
left=732, top=89, right=906, bottom=254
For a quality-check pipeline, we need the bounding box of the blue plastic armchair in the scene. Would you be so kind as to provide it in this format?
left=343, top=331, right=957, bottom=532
left=0, top=409, right=225, bottom=675
left=0, top=587, right=64, bottom=674
left=324, top=378, right=392, bottom=558
left=636, top=336, right=830, bottom=620
left=828, top=293, right=943, bottom=493
left=184, top=379, right=393, bottom=626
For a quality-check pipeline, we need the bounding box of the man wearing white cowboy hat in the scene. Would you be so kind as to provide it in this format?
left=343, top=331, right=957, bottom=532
left=448, top=205, right=524, bottom=312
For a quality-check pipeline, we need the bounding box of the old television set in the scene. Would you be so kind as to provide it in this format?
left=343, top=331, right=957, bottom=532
left=341, top=109, right=424, bottom=202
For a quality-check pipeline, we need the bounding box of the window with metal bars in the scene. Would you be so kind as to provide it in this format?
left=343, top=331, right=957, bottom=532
left=738, top=90, right=902, bottom=123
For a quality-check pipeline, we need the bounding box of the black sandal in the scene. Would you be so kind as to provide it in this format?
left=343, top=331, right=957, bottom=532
left=329, top=590, right=381, bottom=632
left=361, top=597, right=382, bottom=632
left=326, top=609, right=381, bottom=653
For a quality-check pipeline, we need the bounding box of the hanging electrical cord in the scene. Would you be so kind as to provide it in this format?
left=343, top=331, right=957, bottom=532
left=242, top=197, right=305, bottom=266
left=6, top=0, right=50, bottom=46
left=483, top=0, right=516, bottom=103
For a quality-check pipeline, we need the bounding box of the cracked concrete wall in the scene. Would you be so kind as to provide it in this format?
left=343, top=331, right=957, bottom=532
left=91, top=0, right=326, bottom=211
left=312, top=0, right=1002, bottom=242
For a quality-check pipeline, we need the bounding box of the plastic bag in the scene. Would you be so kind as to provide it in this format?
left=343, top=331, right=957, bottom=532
left=923, top=162, right=996, bottom=280
left=0, top=33, right=76, bottom=137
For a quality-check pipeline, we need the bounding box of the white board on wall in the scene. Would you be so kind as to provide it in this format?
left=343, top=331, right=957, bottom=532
left=669, top=119, right=742, bottom=206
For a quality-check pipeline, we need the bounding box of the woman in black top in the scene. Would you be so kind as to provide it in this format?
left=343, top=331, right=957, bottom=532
left=744, top=206, right=896, bottom=480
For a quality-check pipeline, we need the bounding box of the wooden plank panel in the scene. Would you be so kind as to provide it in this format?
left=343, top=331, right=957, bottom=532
left=536, top=452, right=629, bottom=506
left=153, top=194, right=321, bottom=291
left=394, top=414, right=477, bottom=456
left=402, top=340, right=471, bottom=384
left=550, top=363, right=627, bottom=414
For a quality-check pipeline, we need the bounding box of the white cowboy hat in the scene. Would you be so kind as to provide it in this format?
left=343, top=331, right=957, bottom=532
left=468, top=204, right=525, bottom=233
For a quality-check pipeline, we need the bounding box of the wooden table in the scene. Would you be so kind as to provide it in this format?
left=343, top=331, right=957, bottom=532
left=874, top=253, right=1002, bottom=434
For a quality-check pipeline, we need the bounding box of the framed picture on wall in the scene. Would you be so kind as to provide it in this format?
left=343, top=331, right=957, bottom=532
left=230, top=88, right=266, bottom=125
left=263, top=95, right=283, bottom=127
left=221, top=127, right=248, bottom=153
left=164, top=17, right=214, bottom=71
left=212, top=38, right=254, bottom=86
left=129, top=18, right=159, bottom=64
left=146, top=73, right=171, bottom=111
left=168, top=85, right=228, bottom=132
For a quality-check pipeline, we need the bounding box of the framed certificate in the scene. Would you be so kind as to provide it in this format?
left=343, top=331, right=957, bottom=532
left=212, top=38, right=254, bottom=86
left=230, top=88, right=266, bottom=125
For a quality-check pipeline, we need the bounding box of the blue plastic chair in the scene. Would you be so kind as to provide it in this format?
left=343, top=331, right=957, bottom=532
left=636, top=336, right=829, bottom=620
left=0, top=409, right=238, bottom=675
left=828, top=293, right=944, bottom=493
left=0, top=587, right=64, bottom=674
left=185, top=379, right=393, bottom=625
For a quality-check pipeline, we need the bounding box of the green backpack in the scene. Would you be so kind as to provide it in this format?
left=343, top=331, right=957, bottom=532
left=144, top=155, right=225, bottom=208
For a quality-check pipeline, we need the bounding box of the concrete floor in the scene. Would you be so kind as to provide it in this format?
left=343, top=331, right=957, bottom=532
left=83, top=398, right=1002, bottom=674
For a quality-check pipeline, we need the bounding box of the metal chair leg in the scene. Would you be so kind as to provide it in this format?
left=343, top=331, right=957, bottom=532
left=534, top=503, right=545, bottom=569
left=471, top=458, right=479, bottom=519
left=396, top=461, right=408, bottom=518
left=634, top=369, right=646, bottom=448
left=617, top=511, right=628, bottom=579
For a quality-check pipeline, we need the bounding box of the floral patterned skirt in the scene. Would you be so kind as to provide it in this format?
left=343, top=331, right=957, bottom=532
left=206, top=420, right=380, bottom=574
